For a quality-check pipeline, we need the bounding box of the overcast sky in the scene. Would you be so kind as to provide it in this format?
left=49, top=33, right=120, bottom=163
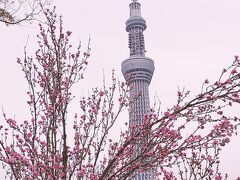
left=1, top=0, right=240, bottom=178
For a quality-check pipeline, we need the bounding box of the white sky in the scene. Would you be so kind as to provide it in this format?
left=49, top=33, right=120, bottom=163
left=1, top=0, right=240, bottom=178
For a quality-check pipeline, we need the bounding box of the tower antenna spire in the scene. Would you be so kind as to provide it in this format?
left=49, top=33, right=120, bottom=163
left=126, top=0, right=146, bottom=56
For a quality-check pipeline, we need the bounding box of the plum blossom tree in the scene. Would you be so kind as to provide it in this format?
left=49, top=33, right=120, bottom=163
left=1, top=7, right=240, bottom=180
left=0, top=0, right=50, bottom=25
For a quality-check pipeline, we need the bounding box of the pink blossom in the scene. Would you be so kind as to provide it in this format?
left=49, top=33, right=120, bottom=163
left=66, top=31, right=72, bottom=36
left=207, top=155, right=213, bottom=162
left=215, top=174, right=223, bottom=180
left=231, top=69, right=237, bottom=74
left=17, top=58, right=21, bottom=64
left=92, top=107, right=97, bottom=113
left=234, top=55, right=239, bottom=61
left=217, top=111, right=223, bottom=115
left=99, top=91, right=105, bottom=96
left=214, top=81, right=221, bottom=86
left=225, top=78, right=232, bottom=84
left=7, top=118, right=16, bottom=128
left=77, top=169, right=86, bottom=177
left=164, top=111, right=170, bottom=117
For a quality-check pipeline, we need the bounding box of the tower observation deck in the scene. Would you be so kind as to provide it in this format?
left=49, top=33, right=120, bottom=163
left=121, top=0, right=155, bottom=179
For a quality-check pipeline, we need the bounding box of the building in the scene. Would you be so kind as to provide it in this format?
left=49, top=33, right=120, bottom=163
left=121, top=0, right=155, bottom=179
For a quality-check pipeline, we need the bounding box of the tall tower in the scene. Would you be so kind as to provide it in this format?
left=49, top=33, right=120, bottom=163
left=121, top=0, right=155, bottom=179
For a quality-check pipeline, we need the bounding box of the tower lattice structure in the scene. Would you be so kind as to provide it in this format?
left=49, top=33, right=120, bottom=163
left=121, top=0, right=155, bottom=179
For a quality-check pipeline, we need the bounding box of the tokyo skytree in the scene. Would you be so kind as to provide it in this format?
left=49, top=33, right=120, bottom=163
left=121, top=0, right=155, bottom=179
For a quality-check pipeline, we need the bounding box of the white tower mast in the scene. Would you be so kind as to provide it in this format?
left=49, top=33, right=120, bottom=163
left=121, top=0, right=155, bottom=179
